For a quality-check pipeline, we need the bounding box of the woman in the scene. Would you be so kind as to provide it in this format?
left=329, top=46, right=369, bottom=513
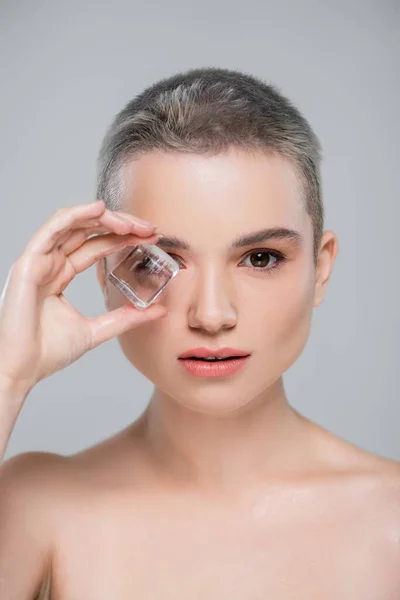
left=1, top=67, right=399, bottom=599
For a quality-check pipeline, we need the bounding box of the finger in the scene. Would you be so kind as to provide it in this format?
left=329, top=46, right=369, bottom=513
left=58, top=209, right=159, bottom=255
left=25, top=201, right=107, bottom=254
left=25, top=201, right=157, bottom=255
left=55, top=212, right=143, bottom=249
left=79, top=210, right=157, bottom=241
left=55, top=219, right=104, bottom=247
left=67, top=232, right=162, bottom=275
left=99, top=210, right=158, bottom=235
left=86, top=303, right=168, bottom=350
left=62, top=226, right=161, bottom=258
left=60, top=226, right=110, bottom=255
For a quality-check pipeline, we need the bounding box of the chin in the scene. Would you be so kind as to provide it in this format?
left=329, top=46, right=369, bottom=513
left=175, top=394, right=254, bottom=416
left=153, top=374, right=283, bottom=417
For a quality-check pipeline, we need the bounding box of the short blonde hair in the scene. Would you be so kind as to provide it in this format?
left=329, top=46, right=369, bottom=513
left=96, top=67, right=324, bottom=265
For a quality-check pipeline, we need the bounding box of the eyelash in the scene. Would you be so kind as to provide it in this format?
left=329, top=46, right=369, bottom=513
left=240, top=249, right=287, bottom=274
left=168, top=249, right=287, bottom=275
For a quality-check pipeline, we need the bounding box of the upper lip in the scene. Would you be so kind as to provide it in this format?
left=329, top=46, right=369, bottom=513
left=178, top=347, right=251, bottom=359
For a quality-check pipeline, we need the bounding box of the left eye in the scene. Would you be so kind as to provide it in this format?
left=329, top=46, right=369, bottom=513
left=165, top=251, right=284, bottom=272
left=241, top=251, right=279, bottom=270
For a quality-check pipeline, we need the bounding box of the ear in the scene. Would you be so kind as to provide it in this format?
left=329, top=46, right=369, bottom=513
left=312, top=231, right=338, bottom=308
left=96, top=258, right=110, bottom=309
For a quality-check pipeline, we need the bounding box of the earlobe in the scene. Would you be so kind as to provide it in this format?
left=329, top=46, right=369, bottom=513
left=312, top=257, right=326, bottom=307
left=312, top=279, right=324, bottom=308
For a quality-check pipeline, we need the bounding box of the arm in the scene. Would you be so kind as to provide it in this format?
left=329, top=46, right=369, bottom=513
left=0, top=376, right=30, bottom=462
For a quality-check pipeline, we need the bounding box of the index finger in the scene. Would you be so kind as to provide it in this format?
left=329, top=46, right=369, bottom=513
left=25, top=201, right=107, bottom=255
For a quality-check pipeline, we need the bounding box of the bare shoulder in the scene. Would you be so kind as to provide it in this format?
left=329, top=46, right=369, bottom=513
left=0, top=450, right=76, bottom=524
left=0, top=431, right=136, bottom=577
left=0, top=421, right=144, bottom=511
left=0, top=450, right=69, bottom=496
left=309, top=419, right=400, bottom=505
left=0, top=451, right=74, bottom=597
left=0, top=442, right=133, bottom=598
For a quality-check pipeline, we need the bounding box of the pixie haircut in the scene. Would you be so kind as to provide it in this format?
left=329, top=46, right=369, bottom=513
left=96, top=67, right=324, bottom=266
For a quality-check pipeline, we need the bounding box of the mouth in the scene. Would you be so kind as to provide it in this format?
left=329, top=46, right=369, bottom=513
left=178, top=355, right=251, bottom=378
left=178, top=347, right=250, bottom=360
left=181, top=356, right=246, bottom=361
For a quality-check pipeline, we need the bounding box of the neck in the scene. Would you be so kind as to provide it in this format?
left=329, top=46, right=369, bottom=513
left=139, top=378, right=315, bottom=495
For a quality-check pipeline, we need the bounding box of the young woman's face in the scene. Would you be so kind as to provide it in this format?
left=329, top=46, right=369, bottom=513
left=100, top=148, right=323, bottom=414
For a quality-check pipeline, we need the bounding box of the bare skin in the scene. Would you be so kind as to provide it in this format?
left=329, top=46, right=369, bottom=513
left=2, top=417, right=400, bottom=599
left=0, top=149, right=399, bottom=599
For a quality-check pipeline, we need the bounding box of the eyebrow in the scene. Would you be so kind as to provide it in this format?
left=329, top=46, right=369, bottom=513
left=156, top=227, right=304, bottom=251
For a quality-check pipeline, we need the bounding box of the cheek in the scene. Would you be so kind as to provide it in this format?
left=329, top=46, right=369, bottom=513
left=104, top=281, right=166, bottom=372
left=106, top=281, right=126, bottom=310
left=118, top=318, right=171, bottom=382
left=250, top=271, right=315, bottom=363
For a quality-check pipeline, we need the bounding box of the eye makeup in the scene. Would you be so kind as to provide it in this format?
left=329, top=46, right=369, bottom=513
left=107, top=243, right=179, bottom=309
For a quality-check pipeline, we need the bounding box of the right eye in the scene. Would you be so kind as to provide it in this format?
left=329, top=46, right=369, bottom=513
left=132, top=257, right=167, bottom=280
left=133, top=257, right=152, bottom=272
left=167, top=253, right=185, bottom=268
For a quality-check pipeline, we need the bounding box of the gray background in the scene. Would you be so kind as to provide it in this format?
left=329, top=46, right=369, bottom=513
left=1, top=0, right=398, bottom=461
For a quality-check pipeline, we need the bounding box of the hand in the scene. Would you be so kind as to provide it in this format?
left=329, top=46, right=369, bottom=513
left=0, top=200, right=167, bottom=394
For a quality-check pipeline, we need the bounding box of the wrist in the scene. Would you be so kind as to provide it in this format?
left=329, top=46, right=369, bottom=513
left=0, top=376, right=31, bottom=462
left=0, top=374, right=31, bottom=406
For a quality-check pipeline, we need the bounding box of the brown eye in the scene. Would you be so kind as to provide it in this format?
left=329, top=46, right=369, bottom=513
left=240, top=250, right=286, bottom=273
left=244, top=251, right=276, bottom=269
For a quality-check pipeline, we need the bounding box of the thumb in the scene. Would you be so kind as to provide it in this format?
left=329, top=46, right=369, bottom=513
left=87, top=303, right=168, bottom=349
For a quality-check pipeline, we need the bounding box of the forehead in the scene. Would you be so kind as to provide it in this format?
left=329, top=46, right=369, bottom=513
left=121, top=148, right=310, bottom=248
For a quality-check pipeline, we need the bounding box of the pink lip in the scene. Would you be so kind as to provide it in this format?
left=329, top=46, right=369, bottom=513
left=178, top=346, right=250, bottom=359
left=178, top=355, right=251, bottom=378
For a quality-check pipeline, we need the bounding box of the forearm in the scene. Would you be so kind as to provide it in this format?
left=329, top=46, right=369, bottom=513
left=0, top=378, right=30, bottom=462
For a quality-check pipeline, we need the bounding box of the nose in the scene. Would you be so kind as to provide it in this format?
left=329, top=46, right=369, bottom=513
left=187, top=266, right=237, bottom=334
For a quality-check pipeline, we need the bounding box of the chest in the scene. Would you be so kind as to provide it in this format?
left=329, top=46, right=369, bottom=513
left=51, top=502, right=400, bottom=600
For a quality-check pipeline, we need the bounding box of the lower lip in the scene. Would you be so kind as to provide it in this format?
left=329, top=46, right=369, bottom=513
left=178, top=356, right=251, bottom=378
